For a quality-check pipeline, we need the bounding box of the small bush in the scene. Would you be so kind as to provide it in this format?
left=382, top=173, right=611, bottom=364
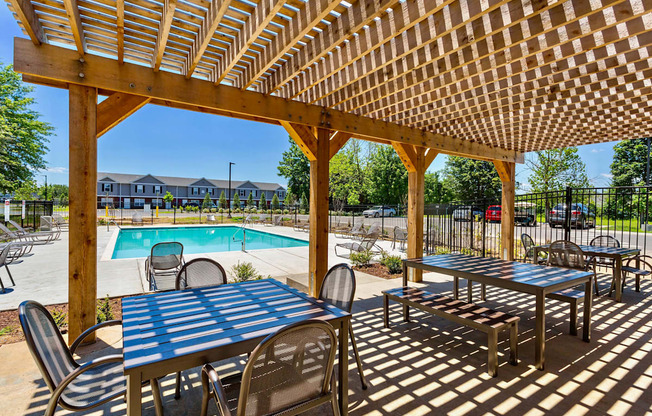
left=51, top=309, right=67, bottom=331
left=0, top=326, right=12, bottom=336
left=97, top=295, right=114, bottom=324
left=350, top=250, right=373, bottom=267
left=380, top=252, right=402, bottom=274
left=230, top=261, right=268, bottom=282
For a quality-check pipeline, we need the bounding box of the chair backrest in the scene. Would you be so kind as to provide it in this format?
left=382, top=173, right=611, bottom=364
left=547, top=240, right=586, bottom=270
left=359, top=232, right=379, bottom=251
left=590, top=235, right=620, bottom=248
left=367, top=223, right=380, bottom=235
left=8, top=220, right=25, bottom=232
left=132, top=213, right=142, bottom=222
left=521, top=233, right=535, bottom=261
left=319, top=263, right=356, bottom=312
left=18, top=301, right=76, bottom=391
left=351, top=222, right=363, bottom=232
left=0, top=244, right=11, bottom=265
left=0, top=223, right=19, bottom=239
left=394, top=226, right=407, bottom=240
left=237, top=319, right=337, bottom=416
left=273, top=215, right=282, bottom=225
left=150, top=242, right=184, bottom=270
left=175, top=258, right=227, bottom=290
left=52, top=214, right=65, bottom=223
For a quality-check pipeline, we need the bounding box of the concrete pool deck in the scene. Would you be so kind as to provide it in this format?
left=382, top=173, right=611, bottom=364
left=0, top=224, right=399, bottom=310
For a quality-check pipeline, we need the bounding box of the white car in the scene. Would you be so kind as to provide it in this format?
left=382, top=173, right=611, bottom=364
left=363, top=206, right=396, bottom=218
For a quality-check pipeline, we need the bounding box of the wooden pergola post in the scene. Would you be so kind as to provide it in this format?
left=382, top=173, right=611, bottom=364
left=494, top=161, right=516, bottom=261
left=394, top=144, right=438, bottom=282
left=68, top=84, right=98, bottom=344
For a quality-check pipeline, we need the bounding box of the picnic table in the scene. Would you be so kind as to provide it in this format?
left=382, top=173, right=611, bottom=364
left=122, top=279, right=351, bottom=415
left=533, top=244, right=640, bottom=302
left=403, top=254, right=594, bottom=370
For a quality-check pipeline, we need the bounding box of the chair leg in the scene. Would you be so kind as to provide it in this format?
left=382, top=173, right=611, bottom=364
left=593, top=272, right=600, bottom=296
left=174, top=371, right=181, bottom=399
left=201, top=370, right=210, bottom=416
left=330, top=377, right=341, bottom=416
left=481, top=283, right=486, bottom=301
left=487, top=330, right=498, bottom=377
left=569, top=301, right=578, bottom=336
left=636, top=275, right=641, bottom=292
left=5, top=265, right=15, bottom=286
left=349, top=325, right=368, bottom=390
left=0, top=275, right=5, bottom=294
left=150, top=378, right=164, bottom=416
left=509, top=322, right=518, bottom=365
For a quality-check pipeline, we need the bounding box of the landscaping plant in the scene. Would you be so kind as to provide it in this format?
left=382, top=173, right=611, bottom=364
left=97, top=295, right=114, bottom=324
left=230, top=261, right=267, bottom=282
left=350, top=250, right=373, bottom=267
left=380, top=251, right=403, bottom=274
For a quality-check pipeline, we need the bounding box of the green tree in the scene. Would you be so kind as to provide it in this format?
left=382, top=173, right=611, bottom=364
left=300, top=192, right=308, bottom=211
left=163, top=191, right=174, bottom=206
left=202, top=192, right=212, bottom=209
left=0, top=64, right=53, bottom=193
left=526, top=148, right=590, bottom=192
left=247, top=191, right=254, bottom=207
left=39, top=183, right=68, bottom=203
left=443, top=156, right=501, bottom=202
left=218, top=190, right=227, bottom=209
left=284, top=189, right=295, bottom=206
left=232, top=193, right=241, bottom=209
left=364, top=145, right=408, bottom=204
left=330, top=140, right=366, bottom=208
left=13, top=180, right=38, bottom=200
left=424, top=172, right=453, bottom=203
left=259, top=192, right=267, bottom=209
left=277, top=137, right=310, bottom=199
left=610, top=138, right=649, bottom=186
left=271, top=193, right=280, bottom=210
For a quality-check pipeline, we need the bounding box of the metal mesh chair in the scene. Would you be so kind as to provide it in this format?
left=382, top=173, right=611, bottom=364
left=201, top=319, right=339, bottom=416
left=547, top=240, right=599, bottom=295
left=614, top=254, right=652, bottom=296
left=146, top=241, right=184, bottom=290
left=0, top=244, right=16, bottom=293
left=589, top=235, right=620, bottom=271
left=393, top=226, right=407, bottom=251
left=334, top=231, right=381, bottom=258
left=174, top=257, right=228, bottom=399
left=18, top=300, right=163, bottom=416
left=319, top=263, right=367, bottom=389
left=521, top=233, right=546, bottom=264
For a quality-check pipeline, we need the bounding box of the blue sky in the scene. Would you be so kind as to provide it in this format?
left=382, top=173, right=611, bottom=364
left=0, top=5, right=618, bottom=189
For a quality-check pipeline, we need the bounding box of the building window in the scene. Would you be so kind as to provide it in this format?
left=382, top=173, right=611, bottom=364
left=154, top=185, right=162, bottom=194
left=192, top=187, right=198, bottom=195
left=102, top=183, right=112, bottom=192
left=253, top=190, right=257, bottom=197
left=134, top=198, right=145, bottom=207
left=279, top=191, right=284, bottom=198
left=135, top=185, right=144, bottom=193
left=239, top=189, right=245, bottom=197
left=201, top=188, right=205, bottom=194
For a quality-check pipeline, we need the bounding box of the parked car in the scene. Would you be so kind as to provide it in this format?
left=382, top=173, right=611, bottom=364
left=515, top=202, right=537, bottom=226
left=485, top=205, right=501, bottom=222
left=453, top=206, right=484, bottom=222
left=548, top=203, right=595, bottom=228
left=363, top=205, right=396, bottom=218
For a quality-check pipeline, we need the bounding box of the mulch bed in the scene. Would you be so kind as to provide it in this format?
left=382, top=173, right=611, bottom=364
left=0, top=298, right=123, bottom=345
left=353, top=263, right=402, bottom=280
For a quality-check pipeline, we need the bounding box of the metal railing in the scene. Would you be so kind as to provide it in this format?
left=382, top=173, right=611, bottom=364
left=1, top=200, right=54, bottom=230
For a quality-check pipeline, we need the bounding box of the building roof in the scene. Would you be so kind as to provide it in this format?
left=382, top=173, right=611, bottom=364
left=98, top=173, right=285, bottom=191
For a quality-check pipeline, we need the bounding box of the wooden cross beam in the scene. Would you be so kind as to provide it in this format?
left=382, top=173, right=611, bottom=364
left=152, top=0, right=177, bottom=71
left=185, top=0, right=232, bottom=78
left=7, top=0, right=44, bottom=45
left=97, top=92, right=151, bottom=137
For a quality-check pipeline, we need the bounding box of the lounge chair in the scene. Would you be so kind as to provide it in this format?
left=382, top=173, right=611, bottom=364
left=200, top=319, right=339, bottom=416
left=8, top=219, right=58, bottom=242
left=393, top=226, right=407, bottom=250
left=294, top=219, right=309, bottom=232
left=346, top=221, right=366, bottom=239
left=52, top=214, right=68, bottom=230
left=335, top=231, right=381, bottom=258
left=145, top=241, right=184, bottom=291
left=19, top=300, right=163, bottom=416
left=173, top=258, right=228, bottom=399
left=39, top=216, right=62, bottom=236
left=132, top=212, right=143, bottom=225
left=0, top=223, right=46, bottom=247
left=255, top=214, right=268, bottom=225
left=0, top=245, right=16, bottom=293
left=353, top=223, right=380, bottom=240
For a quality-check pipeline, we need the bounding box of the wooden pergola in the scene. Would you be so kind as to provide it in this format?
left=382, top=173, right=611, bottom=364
left=5, top=0, right=651, bottom=343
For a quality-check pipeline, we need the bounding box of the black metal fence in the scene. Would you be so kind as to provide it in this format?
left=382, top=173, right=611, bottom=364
left=423, top=186, right=652, bottom=258
left=2, top=200, right=54, bottom=230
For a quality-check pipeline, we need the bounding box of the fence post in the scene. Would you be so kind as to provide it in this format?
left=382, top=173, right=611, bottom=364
left=564, top=186, right=572, bottom=241
left=481, top=208, right=486, bottom=257
left=174, top=205, right=176, bottom=224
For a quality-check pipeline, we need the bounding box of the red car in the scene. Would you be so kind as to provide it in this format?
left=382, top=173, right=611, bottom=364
left=486, top=205, right=501, bottom=222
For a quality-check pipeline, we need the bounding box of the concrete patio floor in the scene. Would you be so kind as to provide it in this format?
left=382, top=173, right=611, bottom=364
left=1, top=268, right=650, bottom=416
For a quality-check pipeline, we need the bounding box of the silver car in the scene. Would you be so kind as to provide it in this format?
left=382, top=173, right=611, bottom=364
left=363, top=205, right=396, bottom=218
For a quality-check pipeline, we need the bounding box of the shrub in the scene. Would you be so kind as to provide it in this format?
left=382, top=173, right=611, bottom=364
left=380, top=252, right=402, bottom=274
left=230, top=261, right=268, bottom=282
left=51, top=309, right=67, bottom=331
left=350, top=250, right=373, bottom=267
left=97, top=295, right=114, bottom=324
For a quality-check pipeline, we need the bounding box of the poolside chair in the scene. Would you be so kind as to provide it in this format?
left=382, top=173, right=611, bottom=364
left=52, top=214, right=69, bottom=230
left=269, top=215, right=283, bottom=226
left=39, top=216, right=62, bottom=235
left=18, top=300, right=163, bottom=416
left=354, top=223, right=380, bottom=240
left=341, top=221, right=364, bottom=239
left=5, top=220, right=57, bottom=243
left=319, top=263, right=368, bottom=389
left=174, top=258, right=228, bottom=399
left=200, top=319, right=339, bottom=416
left=0, top=245, right=16, bottom=293
left=146, top=242, right=184, bottom=291
left=0, top=223, right=42, bottom=248
left=255, top=214, right=268, bottom=225
left=335, top=230, right=381, bottom=258
left=393, top=226, right=407, bottom=250
left=132, top=212, right=143, bottom=226
left=612, top=254, right=652, bottom=296
left=521, top=233, right=546, bottom=264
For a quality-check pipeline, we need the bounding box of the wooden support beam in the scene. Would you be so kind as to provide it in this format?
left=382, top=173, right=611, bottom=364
left=392, top=142, right=418, bottom=172
left=494, top=161, right=515, bottom=261
left=116, top=0, right=124, bottom=63
left=308, top=128, right=330, bottom=297
left=62, top=0, right=85, bottom=54
left=406, top=146, right=426, bottom=282
left=424, top=149, right=438, bottom=170
left=152, top=0, right=177, bottom=71
left=328, top=132, right=350, bottom=159
left=97, top=92, right=150, bottom=137
left=185, top=0, right=232, bottom=78
left=7, top=0, right=45, bottom=45
left=68, top=84, right=97, bottom=344
left=13, top=38, right=522, bottom=163
left=214, top=0, right=284, bottom=86
left=280, top=121, right=318, bottom=161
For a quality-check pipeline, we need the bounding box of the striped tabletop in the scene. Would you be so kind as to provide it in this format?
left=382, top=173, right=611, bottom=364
left=404, top=254, right=592, bottom=293
left=536, top=244, right=640, bottom=257
left=121, top=279, right=349, bottom=372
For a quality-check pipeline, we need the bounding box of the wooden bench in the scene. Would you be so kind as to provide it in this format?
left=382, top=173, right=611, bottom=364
left=383, top=286, right=519, bottom=377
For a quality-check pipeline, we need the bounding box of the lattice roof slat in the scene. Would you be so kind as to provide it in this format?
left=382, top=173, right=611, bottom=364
left=5, top=0, right=651, bottom=154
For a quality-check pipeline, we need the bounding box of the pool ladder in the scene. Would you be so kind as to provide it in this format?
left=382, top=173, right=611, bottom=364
left=232, top=218, right=252, bottom=251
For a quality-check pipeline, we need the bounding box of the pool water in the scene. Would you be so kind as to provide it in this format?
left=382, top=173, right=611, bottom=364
left=112, top=226, right=308, bottom=259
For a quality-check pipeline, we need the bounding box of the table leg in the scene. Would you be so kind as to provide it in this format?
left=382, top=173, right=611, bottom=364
left=535, top=293, right=545, bottom=371
left=127, top=373, right=142, bottom=416
left=615, top=257, right=623, bottom=302
left=454, top=276, right=459, bottom=300
left=467, top=279, right=473, bottom=303
left=383, top=294, right=389, bottom=328
left=402, top=262, right=408, bottom=321
left=583, top=278, right=592, bottom=342
left=339, top=318, right=349, bottom=415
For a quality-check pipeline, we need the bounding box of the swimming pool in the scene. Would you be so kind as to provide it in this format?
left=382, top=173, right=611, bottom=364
left=111, top=226, right=308, bottom=259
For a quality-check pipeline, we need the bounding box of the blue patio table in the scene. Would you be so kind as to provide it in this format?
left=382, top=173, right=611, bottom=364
left=533, top=244, right=640, bottom=302
left=121, top=279, right=350, bottom=416
left=402, top=254, right=594, bottom=371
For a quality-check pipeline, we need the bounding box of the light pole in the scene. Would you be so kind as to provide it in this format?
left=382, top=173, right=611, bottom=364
left=228, top=162, right=235, bottom=218
left=43, top=175, right=48, bottom=200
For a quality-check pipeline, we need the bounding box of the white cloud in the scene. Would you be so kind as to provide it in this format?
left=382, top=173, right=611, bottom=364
left=42, top=167, right=68, bottom=173
left=601, top=173, right=613, bottom=179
